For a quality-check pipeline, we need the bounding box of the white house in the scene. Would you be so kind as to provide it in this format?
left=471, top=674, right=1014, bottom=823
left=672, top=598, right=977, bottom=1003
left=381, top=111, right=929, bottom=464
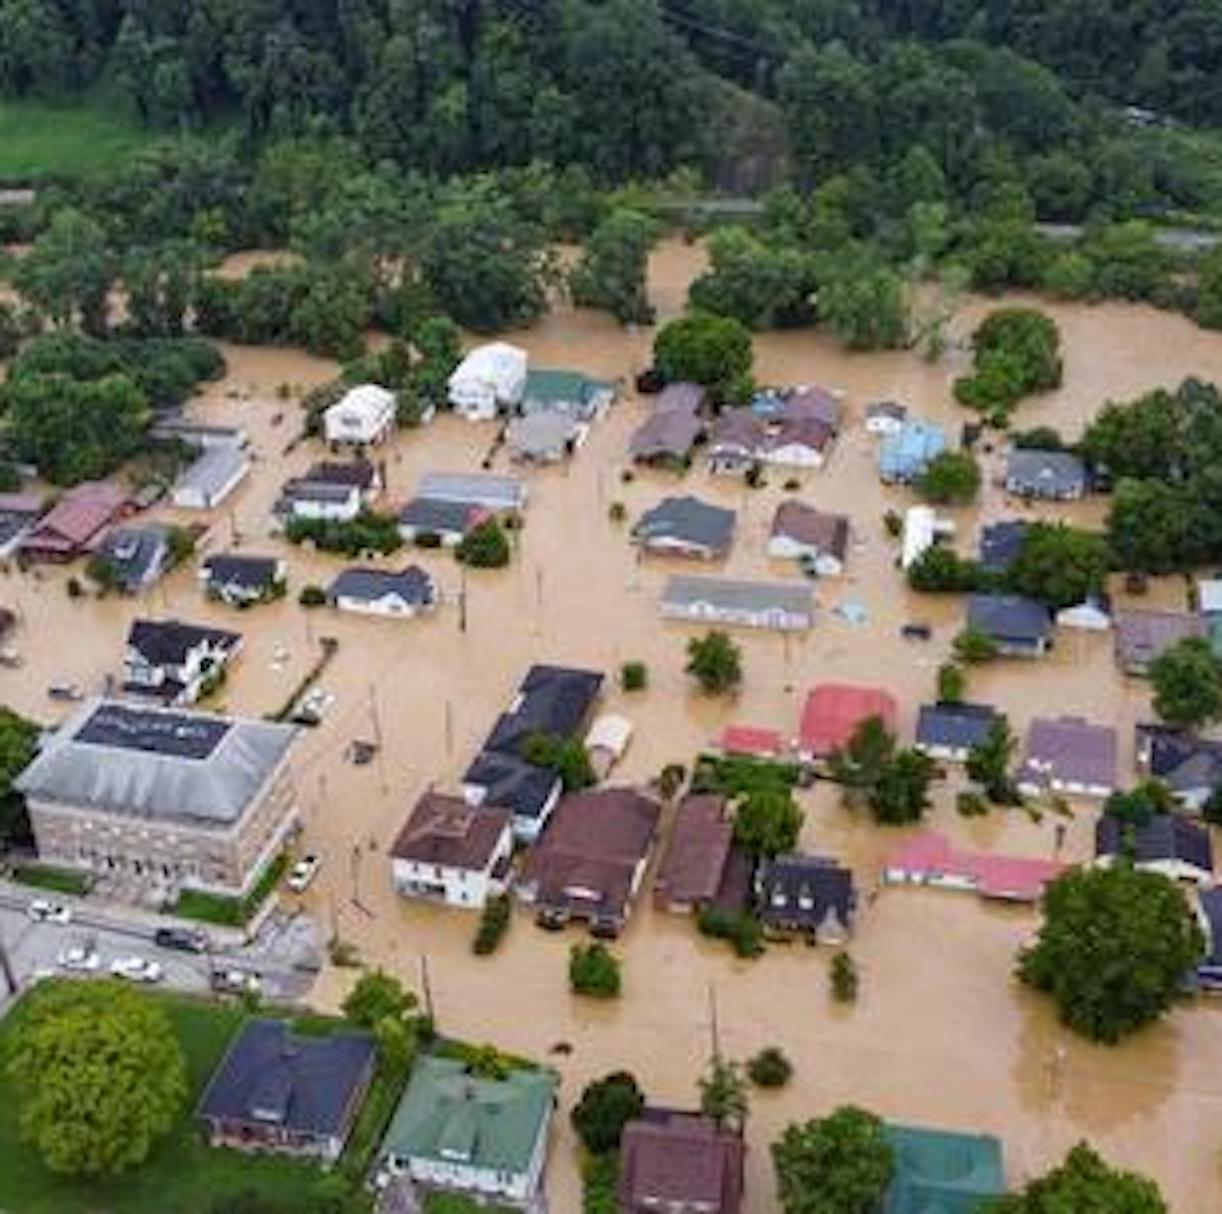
left=278, top=481, right=363, bottom=524
left=390, top=793, right=512, bottom=908
left=865, top=400, right=907, bottom=435
left=327, top=566, right=437, bottom=618
left=768, top=502, right=848, bottom=576
left=324, top=384, right=396, bottom=447
left=447, top=343, right=528, bottom=421
left=901, top=506, right=955, bottom=570
left=171, top=446, right=250, bottom=511
left=586, top=713, right=634, bottom=779
left=123, top=619, right=242, bottom=706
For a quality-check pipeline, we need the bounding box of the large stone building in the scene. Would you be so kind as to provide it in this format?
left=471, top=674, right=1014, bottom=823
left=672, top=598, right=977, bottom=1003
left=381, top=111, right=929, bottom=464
left=16, top=699, right=299, bottom=900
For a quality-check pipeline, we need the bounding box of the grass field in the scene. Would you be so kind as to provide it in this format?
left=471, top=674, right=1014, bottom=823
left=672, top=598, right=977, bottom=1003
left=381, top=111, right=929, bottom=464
left=0, top=99, right=164, bottom=181
left=10, top=864, right=92, bottom=895
left=0, top=986, right=351, bottom=1214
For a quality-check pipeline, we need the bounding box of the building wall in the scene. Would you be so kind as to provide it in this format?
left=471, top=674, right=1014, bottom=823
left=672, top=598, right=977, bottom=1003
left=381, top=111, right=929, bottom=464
left=291, top=494, right=362, bottom=523
left=27, top=760, right=299, bottom=898
left=390, top=834, right=510, bottom=909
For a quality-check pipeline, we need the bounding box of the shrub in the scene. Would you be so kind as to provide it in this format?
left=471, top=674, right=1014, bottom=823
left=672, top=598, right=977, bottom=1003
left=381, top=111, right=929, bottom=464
left=569, top=942, right=622, bottom=998
left=956, top=790, right=989, bottom=817
left=830, top=952, right=858, bottom=1003
left=608, top=501, right=627, bottom=524
left=298, top=584, right=327, bottom=607
left=571, top=1071, right=645, bottom=1153
left=456, top=518, right=511, bottom=568
left=697, top=906, right=765, bottom=958
left=747, top=1046, right=793, bottom=1088
left=473, top=894, right=511, bottom=956
left=621, top=661, right=648, bottom=692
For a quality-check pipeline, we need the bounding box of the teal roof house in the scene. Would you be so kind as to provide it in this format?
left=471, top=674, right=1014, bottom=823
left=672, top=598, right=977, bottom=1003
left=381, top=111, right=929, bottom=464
left=883, top=1123, right=1005, bottom=1214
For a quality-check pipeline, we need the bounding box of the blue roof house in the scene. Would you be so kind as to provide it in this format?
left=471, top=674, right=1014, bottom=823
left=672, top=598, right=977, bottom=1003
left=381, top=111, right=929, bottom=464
left=879, top=420, right=946, bottom=484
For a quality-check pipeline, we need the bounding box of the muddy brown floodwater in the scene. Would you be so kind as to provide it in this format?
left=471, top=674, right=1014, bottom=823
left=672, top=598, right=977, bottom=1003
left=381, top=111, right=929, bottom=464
left=5, top=240, right=1222, bottom=1211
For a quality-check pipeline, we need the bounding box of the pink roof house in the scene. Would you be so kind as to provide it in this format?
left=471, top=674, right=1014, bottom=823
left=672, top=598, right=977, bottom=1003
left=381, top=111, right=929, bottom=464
left=799, top=684, right=897, bottom=760
left=884, top=831, right=1068, bottom=904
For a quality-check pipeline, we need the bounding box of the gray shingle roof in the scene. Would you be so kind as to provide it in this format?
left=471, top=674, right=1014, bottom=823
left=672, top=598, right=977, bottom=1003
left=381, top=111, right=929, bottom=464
left=662, top=575, right=812, bottom=621
left=327, top=565, right=435, bottom=606
left=1005, top=449, right=1087, bottom=496
left=967, top=593, right=1052, bottom=645
left=1096, top=813, right=1213, bottom=873
left=915, top=702, right=1000, bottom=752
left=16, top=698, right=297, bottom=828
left=633, top=496, right=735, bottom=554
left=417, top=472, right=526, bottom=512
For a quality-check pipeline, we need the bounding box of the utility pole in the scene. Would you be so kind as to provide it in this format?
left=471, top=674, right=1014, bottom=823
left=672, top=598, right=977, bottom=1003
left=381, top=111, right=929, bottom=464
left=707, top=981, right=721, bottom=1060
left=0, top=933, right=17, bottom=997
left=420, top=953, right=436, bottom=1025
left=459, top=566, right=468, bottom=634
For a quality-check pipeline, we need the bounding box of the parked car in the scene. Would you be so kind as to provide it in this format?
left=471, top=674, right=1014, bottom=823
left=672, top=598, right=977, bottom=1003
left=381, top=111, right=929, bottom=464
left=286, top=853, right=322, bottom=893
left=154, top=926, right=209, bottom=953
left=47, top=682, right=84, bottom=701
left=27, top=899, right=72, bottom=925
left=110, top=956, right=164, bottom=984
left=56, top=944, right=99, bottom=972
left=901, top=622, right=933, bottom=641
left=210, top=968, right=261, bottom=995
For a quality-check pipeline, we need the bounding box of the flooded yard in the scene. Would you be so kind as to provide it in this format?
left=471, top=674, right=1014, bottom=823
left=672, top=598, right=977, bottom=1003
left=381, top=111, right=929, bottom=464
left=3, top=240, right=1222, bottom=1210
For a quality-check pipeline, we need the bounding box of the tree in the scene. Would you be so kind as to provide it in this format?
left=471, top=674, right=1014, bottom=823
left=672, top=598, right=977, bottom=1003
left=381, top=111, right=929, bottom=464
left=456, top=519, right=511, bottom=568
left=654, top=312, right=753, bottom=405
left=698, top=1056, right=749, bottom=1133
left=0, top=706, right=40, bottom=848
left=520, top=731, right=595, bottom=792
left=1006, top=523, right=1111, bottom=610
left=1080, top=390, right=1183, bottom=483
left=867, top=748, right=938, bottom=825
left=733, top=789, right=804, bottom=859
left=571, top=1071, right=645, bottom=1154
left=6, top=980, right=186, bottom=1176
left=1103, top=781, right=1175, bottom=829
left=937, top=663, right=965, bottom=703
left=916, top=450, right=981, bottom=504
left=953, top=308, right=1062, bottom=420
left=1197, top=246, right=1222, bottom=331
left=966, top=718, right=1019, bottom=804
left=907, top=547, right=986, bottom=594
left=828, top=717, right=895, bottom=803
left=771, top=1106, right=894, bottom=1214
left=830, top=952, right=859, bottom=1003
left=991, top=1143, right=1167, bottom=1214
left=817, top=261, right=909, bottom=352
left=569, top=209, right=659, bottom=325
left=1150, top=637, right=1222, bottom=728
left=689, top=228, right=816, bottom=329
left=685, top=631, right=742, bottom=695
left=1019, top=867, right=1204, bottom=1043
left=620, top=661, right=647, bottom=692
left=342, top=968, right=418, bottom=1030
left=747, top=1046, right=793, bottom=1088
left=14, top=208, right=114, bottom=334
left=1106, top=478, right=1196, bottom=575
left=569, top=942, right=621, bottom=999
left=953, top=627, right=999, bottom=664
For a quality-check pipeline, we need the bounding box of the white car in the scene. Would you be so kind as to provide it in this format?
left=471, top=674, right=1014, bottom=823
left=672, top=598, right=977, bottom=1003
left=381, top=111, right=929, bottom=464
left=27, top=899, right=73, bottom=925
left=286, top=854, right=321, bottom=893
left=56, top=944, right=99, bottom=972
left=109, top=956, right=164, bottom=984
left=210, top=968, right=261, bottom=996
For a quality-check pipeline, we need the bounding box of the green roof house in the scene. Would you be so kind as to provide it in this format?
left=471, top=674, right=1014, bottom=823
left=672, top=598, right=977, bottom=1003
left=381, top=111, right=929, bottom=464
left=520, top=369, right=616, bottom=422
left=883, top=1123, right=1005, bottom=1214
left=380, top=1055, right=556, bottom=1206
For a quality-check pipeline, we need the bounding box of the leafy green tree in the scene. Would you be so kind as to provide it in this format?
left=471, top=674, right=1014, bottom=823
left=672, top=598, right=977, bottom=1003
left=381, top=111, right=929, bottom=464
left=953, top=308, right=1062, bottom=420
left=689, top=228, right=816, bottom=329
left=1042, top=252, right=1095, bottom=300
left=817, top=260, right=909, bottom=351
left=520, top=732, right=595, bottom=792
left=732, top=789, right=804, bottom=859
left=570, top=942, right=621, bottom=998
left=966, top=718, right=1019, bottom=804
left=685, top=631, right=742, bottom=695
left=830, top=952, right=859, bottom=1003
left=456, top=519, right=511, bottom=569
left=1196, top=246, right=1222, bottom=331
left=953, top=627, right=999, bottom=664
left=3, top=372, right=150, bottom=485
left=747, top=1047, right=793, bottom=1088
left=571, top=1071, right=645, bottom=1155
left=937, top=663, right=965, bottom=703
left=1083, top=222, right=1169, bottom=301
left=828, top=717, right=895, bottom=802
left=698, top=1056, right=749, bottom=1133
left=990, top=1143, right=1167, bottom=1214
left=1150, top=637, right=1222, bottom=728
left=1103, top=781, right=1175, bottom=828
left=1005, top=523, right=1110, bottom=610
left=342, top=968, right=418, bottom=1030
left=654, top=312, right=753, bottom=405
left=868, top=748, right=938, bottom=825
left=772, top=1106, right=894, bottom=1214
left=1106, top=478, right=1195, bottom=575
left=14, top=208, right=114, bottom=335
left=907, top=547, right=987, bottom=594
left=569, top=209, right=658, bottom=325
left=916, top=450, right=981, bottom=505
left=7, top=981, right=186, bottom=1176
left=0, top=706, right=39, bottom=849
left=1019, top=867, right=1204, bottom=1043
left=1080, top=390, right=1183, bottom=482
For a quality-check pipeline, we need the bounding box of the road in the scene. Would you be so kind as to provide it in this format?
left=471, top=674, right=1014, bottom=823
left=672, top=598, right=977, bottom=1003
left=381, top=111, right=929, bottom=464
left=0, top=890, right=320, bottom=1011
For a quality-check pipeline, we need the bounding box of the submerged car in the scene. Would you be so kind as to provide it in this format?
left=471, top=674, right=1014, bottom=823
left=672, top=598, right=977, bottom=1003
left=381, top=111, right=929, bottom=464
left=286, top=854, right=322, bottom=893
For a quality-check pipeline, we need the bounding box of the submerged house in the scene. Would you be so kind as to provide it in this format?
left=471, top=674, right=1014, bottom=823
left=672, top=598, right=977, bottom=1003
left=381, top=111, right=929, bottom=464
left=966, top=593, right=1053, bottom=658
left=324, top=384, right=396, bottom=447
left=1095, top=813, right=1214, bottom=885
left=93, top=524, right=172, bottom=594
left=881, top=1123, right=1005, bottom=1214
left=653, top=793, right=750, bottom=916
left=1113, top=610, right=1207, bottom=676
left=172, top=444, right=250, bottom=511
left=798, top=683, right=897, bottom=762
left=1004, top=449, right=1087, bottom=500
left=448, top=342, right=529, bottom=421
left=633, top=496, right=736, bottom=560
left=619, top=1110, right=745, bottom=1214
left=1017, top=715, right=1117, bottom=799
left=878, top=419, right=945, bottom=484
left=201, top=554, right=286, bottom=605
left=756, top=854, right=856, bottom=944
left=327, top=566, right=437, bottom=618
left=768, top=502, right=849, bottom=575
left=660, top=575, right=812, bottom=632
left=197, top=1019, right=375, bottom=1162
left=124, top=619, right=241, bottom=706
left=883, top=831, right=1066, bottom=904
left=914, top=701, right=1001, bottom=764
left=519, top=368, right=615, bottom=422
left=197, top=1019, right=374, bottom=1162
left=21, top=481, right=129, bottom=563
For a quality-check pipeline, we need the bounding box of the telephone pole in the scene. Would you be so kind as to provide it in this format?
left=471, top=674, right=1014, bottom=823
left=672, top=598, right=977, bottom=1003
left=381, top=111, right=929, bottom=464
left=0, top=932, right=18, bottom=997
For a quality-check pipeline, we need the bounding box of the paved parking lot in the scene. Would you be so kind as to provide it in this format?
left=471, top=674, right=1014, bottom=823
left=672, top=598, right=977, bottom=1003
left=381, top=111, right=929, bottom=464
left=0, top=889, right=319, bottom=1013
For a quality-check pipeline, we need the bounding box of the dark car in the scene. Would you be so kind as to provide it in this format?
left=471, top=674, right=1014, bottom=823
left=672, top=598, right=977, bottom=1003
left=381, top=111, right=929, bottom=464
left=154, top=926, right=208, bottom=953
left=901, top=623, right=933, bottom=641
left=635, top=367, right=664, bottom=395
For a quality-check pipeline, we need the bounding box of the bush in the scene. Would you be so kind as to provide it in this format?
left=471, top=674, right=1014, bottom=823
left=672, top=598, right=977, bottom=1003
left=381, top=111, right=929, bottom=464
left=298, top=584, right=327, bottom=607
left=285, top=510, right=402, bottom=557
left=830, top=952, right=858, bottom=1002
left=937, top=663, right=965, bottom=703
left=697, top=906, right=765, bottom=958
left=571, top=1071, right=645, bottom=1154
left=473, top=894, right=511, bottom=956
left=608, top=501, right=627, bottom=524
left=956, top=790, right=989, bottom=817
left=620, top=661, right=648, bottom=692
left=569, top=942, right=622, bottom=998
left=747, top=1046, right=793, bottom=1088
left=456, top=518, right=511, bottom=568
left=953, top=308, right=1063, bottom=421
left=953, top=627, right=999, bottom=664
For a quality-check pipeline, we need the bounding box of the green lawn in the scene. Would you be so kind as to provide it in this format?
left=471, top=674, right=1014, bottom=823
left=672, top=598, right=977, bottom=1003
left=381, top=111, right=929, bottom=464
left=168, top=852, right=289, bottom=927
left=0, top=99, right=168, bottom=181
left=0, top=986, right=353, bottom=1214
left=10, top=863, right=92, bottom=895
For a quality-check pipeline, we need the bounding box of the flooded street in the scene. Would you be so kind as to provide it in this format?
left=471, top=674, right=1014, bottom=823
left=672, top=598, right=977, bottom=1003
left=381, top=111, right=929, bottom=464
left=4, top=241, right=1222, bottom=1210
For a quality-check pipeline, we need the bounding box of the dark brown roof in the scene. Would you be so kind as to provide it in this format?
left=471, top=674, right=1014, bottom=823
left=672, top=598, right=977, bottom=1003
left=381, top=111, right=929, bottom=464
left=655, top=794, right=733, bottom=906
left=771, top=501, right=849, bottom=558
left=760, top=415, right=834, bottom=454
left=785, top=386, right=842, bottom=430
left=521, top=787, right=660, bottom=919
left=390, top=792, right=511, bottom=870
left=620, top=1110, right=744, bottom=1214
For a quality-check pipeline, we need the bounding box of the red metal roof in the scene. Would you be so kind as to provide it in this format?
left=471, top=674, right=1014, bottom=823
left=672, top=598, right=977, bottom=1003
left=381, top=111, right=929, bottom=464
left=799, top=683, right=897, bottom=757
left=719, top=725, right=784, bottom=758
left=886, top=831, right=1067, bottom=903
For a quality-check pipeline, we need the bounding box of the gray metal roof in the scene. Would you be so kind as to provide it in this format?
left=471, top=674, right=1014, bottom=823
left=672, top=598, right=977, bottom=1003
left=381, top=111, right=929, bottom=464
left=662, top=575, right=811, bottom=618
left=633, top=496, right=735, bottom=553
left=417, top=472, right=526, bottom=511
left=16, top=698, right=297, bottom=828
left=1005, top=449, right=1087, bottom=495
left=327, top=565, right=435, bottom=606
left=175, top=446, right=248, bottom=498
